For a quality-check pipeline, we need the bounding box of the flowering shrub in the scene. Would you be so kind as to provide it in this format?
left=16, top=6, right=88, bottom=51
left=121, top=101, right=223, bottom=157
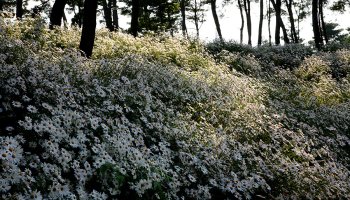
left=214, top=50, right=263, bottom=77
left=0, top=19, right=350, bottom=199
left=206, top=41, right=313, bottom=70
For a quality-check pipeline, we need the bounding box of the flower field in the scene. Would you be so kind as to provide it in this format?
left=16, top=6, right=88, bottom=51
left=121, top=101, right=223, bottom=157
left=0, top=19, right=349, bottom=199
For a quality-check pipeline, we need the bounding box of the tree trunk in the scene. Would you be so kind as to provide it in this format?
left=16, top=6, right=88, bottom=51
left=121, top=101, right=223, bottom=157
left=271, top=0, right=289, bottom=45
left=0, top=0, right=3, bottom=11
left=238, top=0, right=244, bottom=44
left=112, top=0, right=119, bottom=30
left=273, top=0, right=281, bottom=45
left=258, top=0, right=264, bottom=46
left=284, top=0, right=298, bottom=43
left=180, top=0, right=188, bottom=37
left=79, top=0, right=98, bottom=58
left=194, top=0, right=200, bottom=38
left=280, top=17, right=290, bottom=44
left=210, top=0, right=223, bottom=41
left=243, top=0, right=252, bottom=45
left=267, top=0, right=271, bottom=46
left=63, top=11, right=68, bottom=28
left=16, top=0, right=23, bottom=19
left=102, top=0, right=113, bottom=31
left=130, top=0, right=140, bottom=37
left=50, top=0, right=67, bottom=29
left=319, top=0, right=328, bottom=43
left=312, top=0, right=322, bottom=50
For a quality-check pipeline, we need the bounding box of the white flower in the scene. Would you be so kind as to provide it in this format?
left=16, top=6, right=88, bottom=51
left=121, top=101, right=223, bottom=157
left=0, top=179, right=11, bottom=192
left=89, top=190, right=108, bottom=200
left=12, top=101, right=22, bottom=108
left=90, top=117, right=100, bottom=130
left=188, top=174, right=196, bottom=183
left=27, top=105, right=38, bottom=113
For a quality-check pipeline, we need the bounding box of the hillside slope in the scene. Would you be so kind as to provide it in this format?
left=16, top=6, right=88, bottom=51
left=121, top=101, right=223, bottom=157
left=0, top=19, right=349, bottom=199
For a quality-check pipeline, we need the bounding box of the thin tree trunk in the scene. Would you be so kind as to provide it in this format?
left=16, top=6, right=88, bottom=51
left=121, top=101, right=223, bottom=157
left=102, top=0, right=113, bottom=31
left=194, top=0, right=200, bottom=38
left=319, top=0, right=328, bottom=43
left=130, top=0, right=140, bottom=37
left=112, top=0, right=119, bottom=30
left=284, top=0, right=298, bottom=43
left=275, top=0, right=281, bottom=45
left=258, top=0, right=264, bottom=46
left=180, top=0, right=188, bottom=37
left=238, top=0, right=244, bottom=44
left=243, top=0, right=252, bottom=45
left=16, top=0, right=23, bottom=19
left=210, top=0, right=223, bottom=41
left=63, top=11, right=68, bottom=28
left=0, top=0, right=3, bottom=11
left=268, top=0, right=271, bottom=46
left=79, top=0, right=98, bottom=58
left=50, top=0, right=67, bottom=29
left=312, top=0, right=322, bottom=50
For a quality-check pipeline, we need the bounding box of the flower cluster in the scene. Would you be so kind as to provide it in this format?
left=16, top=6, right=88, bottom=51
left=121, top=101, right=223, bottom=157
left=0, top=18, right=350, bottom=199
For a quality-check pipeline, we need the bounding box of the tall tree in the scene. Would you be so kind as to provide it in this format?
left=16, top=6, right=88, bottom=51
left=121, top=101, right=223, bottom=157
left=238, top=0, right=245, bottom=44
left=267, top=0, right=272, bottom=45
left=284, top=0, right=298, bottom=43
left=319, top=0, right=328, bottom=43
left=180, top=0, right=188, bottom=37
left=0, top=0, right=3, bottom=11
left=271, top=0, right=290, bottom=44
left=209, top=0, right=223, bottom=41
left=102, top=0, right=113, bottom=31
left=312, top=0, right=322, bottom=50
left=243, top=0, right=252, bottom=45
left=16, top=0, right=23, bottom=18
left=130, top=0, right=140, bottom=36
left=50, top=0, right=67, bottom=29
left=258, top=0, right=264, bottom=46
left=188, top=0, right=206, bottom=38
left=112, top=0, right=119, bottom=30
left=79, top=0, right=98, bottom=57
left=293, top=0, right=311, bottom=42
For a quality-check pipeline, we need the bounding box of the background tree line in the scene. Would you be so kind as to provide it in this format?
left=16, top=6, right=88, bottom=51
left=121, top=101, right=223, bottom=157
left=1, top=0, right=349, bottom=56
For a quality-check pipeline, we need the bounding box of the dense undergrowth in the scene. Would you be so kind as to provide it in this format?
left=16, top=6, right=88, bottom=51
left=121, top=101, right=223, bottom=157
left=0, top=18, right=349, bottom=199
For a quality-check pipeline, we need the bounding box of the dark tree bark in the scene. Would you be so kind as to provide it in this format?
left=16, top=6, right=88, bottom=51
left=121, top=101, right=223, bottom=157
left=16, top=0, right=23, bottom=19
left=102, top=0, right=113, bottom=31
left=319, top=0, right=328, bottom=43
left=258, top=0, right=264, bottom=46
left=273, top=0, right=281, bottom=45
left=238, top=0, right=245, bottom=44
left=210, top=0, right=223, bottom=41
left=0, top=0, right=3, bottom=11
left=271, top=0, right=289, bottom=45
left=79, top=0, right=98, bottom=58
left=243, top=0, right=252, bottom=45
left=130, top=0, right=140, bottom=37
left=284, top=0, right=298, bottom=43
left=50, top=0, right=67, bottom=29
left=180, top=0, right=188, bottom=37
left=267, top=0, right=272, bottom=46
left=312, top=0, right=322, bottom=50
left=112, top=0, right=119, bottom=30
